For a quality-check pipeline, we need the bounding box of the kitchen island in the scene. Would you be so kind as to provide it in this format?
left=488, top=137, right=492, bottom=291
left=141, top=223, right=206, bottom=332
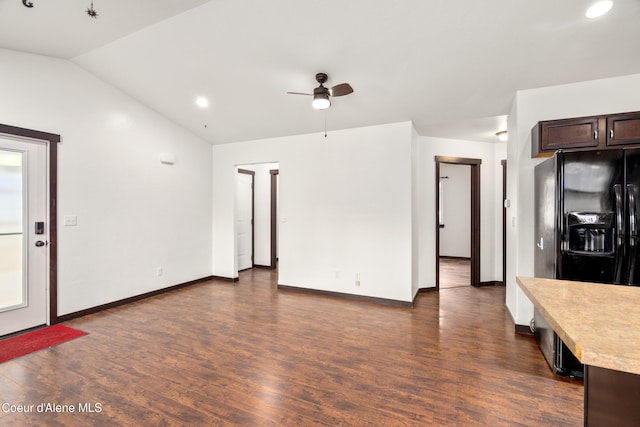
left=517, top=276, right=640, bottom=426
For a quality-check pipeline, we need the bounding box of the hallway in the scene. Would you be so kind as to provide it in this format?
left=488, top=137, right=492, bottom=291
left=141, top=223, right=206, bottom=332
left=439, top=257, right=471, bottom=289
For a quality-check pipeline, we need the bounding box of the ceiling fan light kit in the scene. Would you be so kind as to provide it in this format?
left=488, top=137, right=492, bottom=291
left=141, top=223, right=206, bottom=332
left=312, top=92, right=331, bottom=110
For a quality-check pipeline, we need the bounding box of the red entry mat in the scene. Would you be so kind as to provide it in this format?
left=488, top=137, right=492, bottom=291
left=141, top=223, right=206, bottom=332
left=0, top=324, right=87, bottom=364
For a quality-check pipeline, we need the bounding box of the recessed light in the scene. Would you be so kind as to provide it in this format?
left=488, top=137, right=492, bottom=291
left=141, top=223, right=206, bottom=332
left=586, top=1, right=613, bottom=19
left=195, top=97, right=209, bottom=108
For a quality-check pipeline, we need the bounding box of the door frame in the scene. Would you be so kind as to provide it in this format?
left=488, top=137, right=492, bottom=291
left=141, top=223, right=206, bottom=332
left=0, top=123, right=59, bottom=325
left=501, top=159, right=507, bottom=285
left=435, top=156, right=481, bottom=288
left=270, top=169, right=279, bottom=269
left=237, top=168, right=255, bottom=271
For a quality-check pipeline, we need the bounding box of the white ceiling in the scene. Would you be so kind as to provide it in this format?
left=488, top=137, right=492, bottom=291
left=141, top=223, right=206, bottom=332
left=1, top=0, right=640, bottom=145
left=0, top=0, right=210, bottom=58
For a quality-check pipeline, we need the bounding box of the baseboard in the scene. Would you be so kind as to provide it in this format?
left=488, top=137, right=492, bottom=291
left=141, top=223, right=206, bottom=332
left=55, top=276, right=215, bottom=323
left=515, top=324, right=533, bottom=335
left=479, top=281, right=504, bottom=287
left=254, top=265, right=273, bottom=270
left=277, top=285, right=412, bottom=308
left=211, top=275, right=239, bottom=283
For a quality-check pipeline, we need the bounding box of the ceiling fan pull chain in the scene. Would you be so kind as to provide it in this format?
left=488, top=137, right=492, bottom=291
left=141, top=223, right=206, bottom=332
left=324, top=111, right=328, bottom=138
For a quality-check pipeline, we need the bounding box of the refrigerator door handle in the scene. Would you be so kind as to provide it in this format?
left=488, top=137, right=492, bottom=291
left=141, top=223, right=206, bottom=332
left=614, top=184, right=625, bottom=284
left=615, top=184, right=624, bottom=247
left=628, top=185, right=637, bottom=248
left=628, top=185, right=637, bottom=285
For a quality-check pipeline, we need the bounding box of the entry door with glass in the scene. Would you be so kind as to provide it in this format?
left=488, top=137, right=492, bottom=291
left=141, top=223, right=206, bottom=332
left=0, top=136, right=48, bottom=336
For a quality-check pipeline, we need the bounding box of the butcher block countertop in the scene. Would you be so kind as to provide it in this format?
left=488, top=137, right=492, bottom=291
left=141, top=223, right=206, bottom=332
left=517, top=276, right=640, bottom=375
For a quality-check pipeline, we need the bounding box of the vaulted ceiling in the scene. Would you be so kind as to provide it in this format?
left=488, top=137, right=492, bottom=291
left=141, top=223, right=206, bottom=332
left=1, top=0, right=639, bottom=144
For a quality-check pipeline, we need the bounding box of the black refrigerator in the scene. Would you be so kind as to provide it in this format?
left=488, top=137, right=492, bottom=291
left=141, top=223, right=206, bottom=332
left=534, top=148, right=640, bottom=376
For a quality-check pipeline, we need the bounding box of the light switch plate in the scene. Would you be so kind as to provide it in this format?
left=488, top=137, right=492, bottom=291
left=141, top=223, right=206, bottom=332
left=64, top=215, right=77, bottom=226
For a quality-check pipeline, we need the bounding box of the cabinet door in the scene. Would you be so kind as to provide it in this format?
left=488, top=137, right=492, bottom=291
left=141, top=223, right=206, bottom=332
left=541, top=117, right=601, bottom=152
left=607, top=112, right=640, bottom=146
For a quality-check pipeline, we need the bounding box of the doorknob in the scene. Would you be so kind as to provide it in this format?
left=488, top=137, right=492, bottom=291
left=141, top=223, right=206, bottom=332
left=35, top=240, right=47, bottom=247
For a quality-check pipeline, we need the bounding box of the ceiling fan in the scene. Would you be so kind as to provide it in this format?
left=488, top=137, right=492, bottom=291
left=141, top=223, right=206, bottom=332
left=287, top=73, right=353, bottom=110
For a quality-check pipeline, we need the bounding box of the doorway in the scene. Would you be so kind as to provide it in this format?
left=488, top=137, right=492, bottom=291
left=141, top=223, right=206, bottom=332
left=435, top=156, right=481, bottom=289
left=439, top=164, right=471, bottom=288
left=235, top=162, right=279, bottom=279
left=236, top=169, right=255, bottom=272
left=0, top=124, right=59, bottom=336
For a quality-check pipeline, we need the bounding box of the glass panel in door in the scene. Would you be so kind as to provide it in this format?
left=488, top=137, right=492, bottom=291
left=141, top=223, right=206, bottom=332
left=0, top=149, right=25, bottom=311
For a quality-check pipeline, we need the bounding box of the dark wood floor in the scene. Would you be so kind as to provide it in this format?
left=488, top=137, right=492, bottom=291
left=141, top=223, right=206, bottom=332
left=0, top=269, right=583, bottom=426
left=439, top=257, right=471, bottom=289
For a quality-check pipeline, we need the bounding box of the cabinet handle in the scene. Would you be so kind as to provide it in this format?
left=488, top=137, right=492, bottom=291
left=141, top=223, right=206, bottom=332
left=610, top=129, right=614, bottom=139
left=594, top=131, right=598, bottom=140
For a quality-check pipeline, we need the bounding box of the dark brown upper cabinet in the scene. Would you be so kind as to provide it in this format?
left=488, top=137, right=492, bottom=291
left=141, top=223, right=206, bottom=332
left=532, top=111, right=640, bottom=157
left=607, top=112, right=640, bottom=147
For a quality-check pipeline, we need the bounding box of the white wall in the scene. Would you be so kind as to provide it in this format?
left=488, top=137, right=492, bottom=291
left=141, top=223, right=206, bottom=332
left=213, top=122, right=414, bottom=303
left=235, top=162, right=278, bottom=267
left=507, top=73, right=640, bottom=325
left=418, top=137, right=506, bottom=288
left=0, top=48, right=213, bottom=316
left=439, top=164, right=471, bottom=258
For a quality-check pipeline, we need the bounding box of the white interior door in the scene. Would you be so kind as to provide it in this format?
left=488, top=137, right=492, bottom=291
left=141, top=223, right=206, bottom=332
left=0, top=136, right=48, bottom=336
left=236, top=171, right=253, bottom=271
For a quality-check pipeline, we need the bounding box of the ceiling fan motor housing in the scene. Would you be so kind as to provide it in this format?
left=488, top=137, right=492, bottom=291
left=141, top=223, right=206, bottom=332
left=315, top=72, right=328, bottom=85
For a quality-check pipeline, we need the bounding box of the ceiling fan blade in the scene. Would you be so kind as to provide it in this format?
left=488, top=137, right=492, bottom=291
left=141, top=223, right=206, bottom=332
left=329, top=83, right=353, bottom=97
left=286, top=91, right=313, bottom=96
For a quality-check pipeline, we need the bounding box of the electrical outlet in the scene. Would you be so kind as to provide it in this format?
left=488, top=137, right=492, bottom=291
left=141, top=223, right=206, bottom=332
left=355, top=280, right=360, bottom=287
left=156, top=267, right=163, bottom=277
